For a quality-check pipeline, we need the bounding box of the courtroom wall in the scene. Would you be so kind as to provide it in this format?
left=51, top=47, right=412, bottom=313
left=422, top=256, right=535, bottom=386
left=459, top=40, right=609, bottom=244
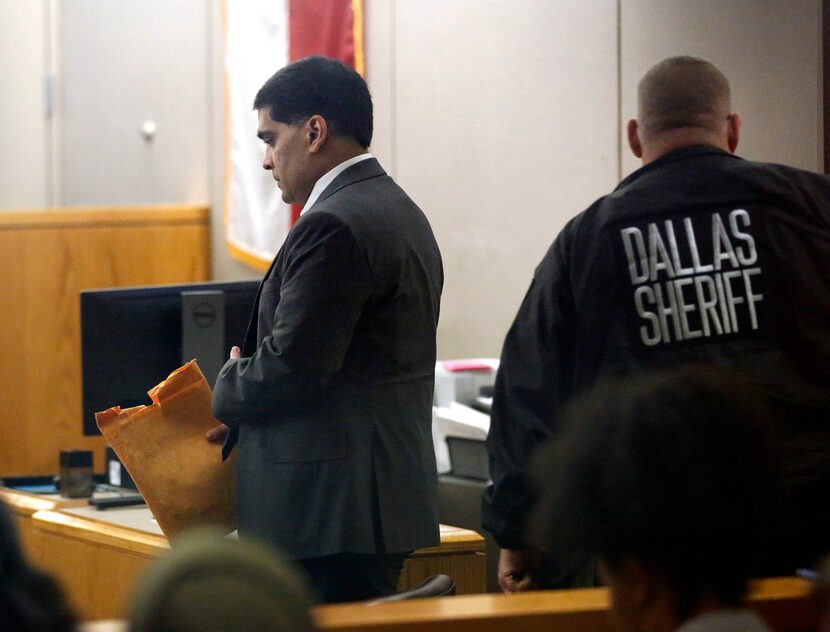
left=0, top=0, right=51, bottom=207
left=0, top=1, right=822, bottom=361
left=619, top=0, right=822, bottom=178
left=361, top=0, right=822, bottom=360
left=364, top=0, right=619, bottom=360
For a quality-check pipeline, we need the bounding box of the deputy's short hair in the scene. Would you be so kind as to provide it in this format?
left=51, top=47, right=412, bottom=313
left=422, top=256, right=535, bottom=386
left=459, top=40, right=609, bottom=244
left=638, top=56, right=731, bottom=136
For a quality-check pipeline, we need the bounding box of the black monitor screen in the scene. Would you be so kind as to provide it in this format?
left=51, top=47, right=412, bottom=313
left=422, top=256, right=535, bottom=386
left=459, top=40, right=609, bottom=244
left=80, top=279, right=259, bottom=436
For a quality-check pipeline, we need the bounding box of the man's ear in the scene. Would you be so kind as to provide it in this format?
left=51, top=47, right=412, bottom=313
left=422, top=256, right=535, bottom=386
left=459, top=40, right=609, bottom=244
left=307, top=115, right=328, bottom=152
left=726, top=112, right=741, bottom=154
left=627, top=119, right=643, bottom=159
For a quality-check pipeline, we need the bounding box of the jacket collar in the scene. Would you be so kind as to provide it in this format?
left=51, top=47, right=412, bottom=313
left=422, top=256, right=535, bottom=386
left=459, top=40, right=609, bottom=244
left=313, top=157, right=386, bottom=207
left=616, top=145, right=741, bottom=191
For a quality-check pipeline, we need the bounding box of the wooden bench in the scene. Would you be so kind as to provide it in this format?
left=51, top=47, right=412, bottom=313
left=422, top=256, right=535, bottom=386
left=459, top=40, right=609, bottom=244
left=77, top=576, right=818, bottom=632
left=315, top=577, right=818, bottom=632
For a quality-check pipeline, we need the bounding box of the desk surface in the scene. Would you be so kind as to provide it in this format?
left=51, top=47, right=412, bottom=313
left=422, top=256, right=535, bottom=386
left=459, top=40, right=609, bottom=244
left=0, top=486, right=86, bottom=515
left=2, top=485, right=482, bottom=549
left=62, top=504, right=162, bottom=535
left=51, top=503, right=482, bottom=548
left=3, top=485, right=487, bottom=620
left=0, top=486, right=134, bottom=516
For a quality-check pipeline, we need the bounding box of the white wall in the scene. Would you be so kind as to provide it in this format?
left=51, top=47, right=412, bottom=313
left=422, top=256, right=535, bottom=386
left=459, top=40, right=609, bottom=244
left=620, top=0, right=822, bottom=177
left=0, top=0, right=50, bottom=208
left=362, top=0, right=822, bottom=359
left=0, top=1, right=823, bottom=360
left=366, top=0, right=620, bottom=359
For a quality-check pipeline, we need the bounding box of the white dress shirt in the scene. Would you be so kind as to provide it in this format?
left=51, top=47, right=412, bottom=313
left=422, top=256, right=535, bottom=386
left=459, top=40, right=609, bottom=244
left=301, top=153, right=374, bottom=216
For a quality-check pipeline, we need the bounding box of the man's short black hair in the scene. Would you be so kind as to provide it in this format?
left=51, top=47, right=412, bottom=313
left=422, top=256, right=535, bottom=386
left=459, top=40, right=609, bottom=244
left=253, top=56, right=373, bottom=148
left=529, top=366, right=779, bottom=619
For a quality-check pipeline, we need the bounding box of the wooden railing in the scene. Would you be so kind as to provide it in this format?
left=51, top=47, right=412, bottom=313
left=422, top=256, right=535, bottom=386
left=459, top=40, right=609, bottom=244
left=315, top=577, right=818, bottom=632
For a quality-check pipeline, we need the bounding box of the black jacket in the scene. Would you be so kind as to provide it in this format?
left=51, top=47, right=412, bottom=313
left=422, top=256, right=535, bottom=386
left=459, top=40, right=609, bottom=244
left=213, top=158, right=443, bottom=558
left=483, top=146, right=830, bottom=565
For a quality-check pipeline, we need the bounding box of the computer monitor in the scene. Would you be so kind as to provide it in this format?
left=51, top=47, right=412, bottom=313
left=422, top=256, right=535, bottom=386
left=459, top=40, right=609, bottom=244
left=80, top=279, right=260, bottom=436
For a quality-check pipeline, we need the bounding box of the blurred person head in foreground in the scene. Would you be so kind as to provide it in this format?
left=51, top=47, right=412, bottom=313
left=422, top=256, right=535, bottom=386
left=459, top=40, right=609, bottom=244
left=530, top=366, right=779, bottom=632
left=0, top=500, right=76, bottom=631
left=129, top=529, right=316, bottom=632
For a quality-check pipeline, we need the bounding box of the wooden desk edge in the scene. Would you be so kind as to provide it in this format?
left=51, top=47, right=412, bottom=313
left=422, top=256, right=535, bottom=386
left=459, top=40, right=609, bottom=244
left=0, top=204, right=209, bottom=230
left=0, top=488, right=87, bottom=516
left=418, top=525, right=485, bottom=555
left=24, top=507, right=480, bottom=563
left=31, top=510, right=169, bottom=557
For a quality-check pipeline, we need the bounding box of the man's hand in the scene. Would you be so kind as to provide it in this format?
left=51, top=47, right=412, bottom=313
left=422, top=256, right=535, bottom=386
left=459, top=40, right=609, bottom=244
left=206, top=346, right=240, bottom=444
left=206, top=423, right=229, bottom=443
left=498, top=548, right=540, bottom=593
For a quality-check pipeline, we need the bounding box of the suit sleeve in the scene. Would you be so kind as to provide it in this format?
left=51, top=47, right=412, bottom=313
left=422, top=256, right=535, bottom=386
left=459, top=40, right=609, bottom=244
left=482, top=236, right=576, bottom=549
left=212, top=212, right=372, bottom=425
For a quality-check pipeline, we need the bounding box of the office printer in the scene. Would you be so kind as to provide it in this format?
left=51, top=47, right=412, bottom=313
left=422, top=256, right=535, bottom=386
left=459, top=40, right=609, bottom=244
left=431, top=359, right=498, bottom=479
left=431, top=358, right=500, bottom=591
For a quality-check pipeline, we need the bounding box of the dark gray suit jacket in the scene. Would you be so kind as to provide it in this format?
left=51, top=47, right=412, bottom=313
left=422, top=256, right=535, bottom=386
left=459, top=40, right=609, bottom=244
left=212, top=158, right=443, bottom=558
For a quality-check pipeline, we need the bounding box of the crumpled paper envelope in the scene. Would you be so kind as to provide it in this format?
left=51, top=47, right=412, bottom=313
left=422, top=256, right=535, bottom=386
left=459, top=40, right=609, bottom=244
left=96, top=360, right=236, bottom=539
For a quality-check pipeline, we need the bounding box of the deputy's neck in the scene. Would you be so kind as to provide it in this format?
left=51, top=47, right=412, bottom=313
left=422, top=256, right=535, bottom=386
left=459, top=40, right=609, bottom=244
left=641, top=128, right=730, bottom=165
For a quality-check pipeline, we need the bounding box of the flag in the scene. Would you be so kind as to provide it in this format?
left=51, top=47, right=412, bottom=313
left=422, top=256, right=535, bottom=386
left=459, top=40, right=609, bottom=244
left=223, top=0, right=364, bottom=270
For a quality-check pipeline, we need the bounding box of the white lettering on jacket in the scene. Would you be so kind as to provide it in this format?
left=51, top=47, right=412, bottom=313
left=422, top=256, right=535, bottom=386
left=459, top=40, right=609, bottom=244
left=620, top=209, right=763, bottom=346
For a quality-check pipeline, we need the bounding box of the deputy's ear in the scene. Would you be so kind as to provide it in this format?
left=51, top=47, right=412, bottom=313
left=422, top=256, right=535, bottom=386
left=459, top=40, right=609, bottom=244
left=726, top=112, right=741, bottom=154
left=627, top=119, right=643, bottom=159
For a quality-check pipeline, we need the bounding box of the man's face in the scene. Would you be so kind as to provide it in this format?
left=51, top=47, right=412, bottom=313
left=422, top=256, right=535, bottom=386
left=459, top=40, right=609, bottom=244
left=257, top=108, right=313, bottom=205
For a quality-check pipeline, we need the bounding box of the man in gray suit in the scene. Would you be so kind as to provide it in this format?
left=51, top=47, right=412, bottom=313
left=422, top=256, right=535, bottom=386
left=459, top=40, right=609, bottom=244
left=209, top=56, right=443, bottom=603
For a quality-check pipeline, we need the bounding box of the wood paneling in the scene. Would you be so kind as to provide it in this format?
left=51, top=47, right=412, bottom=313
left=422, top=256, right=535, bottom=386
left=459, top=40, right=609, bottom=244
left=0, top=205, right=210, bottom=476
left=399, top=524, right=486, bottom=595
left=29, top=509, right=169, bottom=622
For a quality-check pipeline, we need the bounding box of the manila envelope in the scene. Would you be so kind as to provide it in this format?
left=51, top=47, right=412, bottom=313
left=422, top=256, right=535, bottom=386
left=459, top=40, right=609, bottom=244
left=96, top=360, right=236, bottom=539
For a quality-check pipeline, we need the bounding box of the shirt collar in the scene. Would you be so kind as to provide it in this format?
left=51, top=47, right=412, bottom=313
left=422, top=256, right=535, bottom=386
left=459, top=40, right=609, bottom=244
left=301, top=153, right=374, bottom=216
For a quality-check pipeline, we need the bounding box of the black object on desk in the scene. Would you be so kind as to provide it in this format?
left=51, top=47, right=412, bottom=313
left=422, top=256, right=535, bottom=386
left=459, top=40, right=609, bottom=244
left=59, top=450, right=94, bottom=498
left=88, top=496, right=146, bottom=510
left=105, top=445, right=137, bottom=490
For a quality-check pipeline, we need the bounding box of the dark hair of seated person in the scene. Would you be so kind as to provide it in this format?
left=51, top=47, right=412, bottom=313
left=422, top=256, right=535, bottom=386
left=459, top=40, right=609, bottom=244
left=529, top=365, right=780, bottom=622
left=0, top=500, right=76, bottom=631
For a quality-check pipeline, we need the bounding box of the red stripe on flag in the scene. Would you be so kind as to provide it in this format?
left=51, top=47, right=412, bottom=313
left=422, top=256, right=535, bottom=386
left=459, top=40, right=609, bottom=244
left=290, top=203, right=302, bottom=224
left=288, top=0, right=356, bottom=65
left=288, top=0, right=360, bottom=226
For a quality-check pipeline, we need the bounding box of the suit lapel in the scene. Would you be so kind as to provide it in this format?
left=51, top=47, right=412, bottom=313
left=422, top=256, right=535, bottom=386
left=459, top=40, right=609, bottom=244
left=243, top=158, right=386, bottom=356
left=312, top=157, right=386, bottom=209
